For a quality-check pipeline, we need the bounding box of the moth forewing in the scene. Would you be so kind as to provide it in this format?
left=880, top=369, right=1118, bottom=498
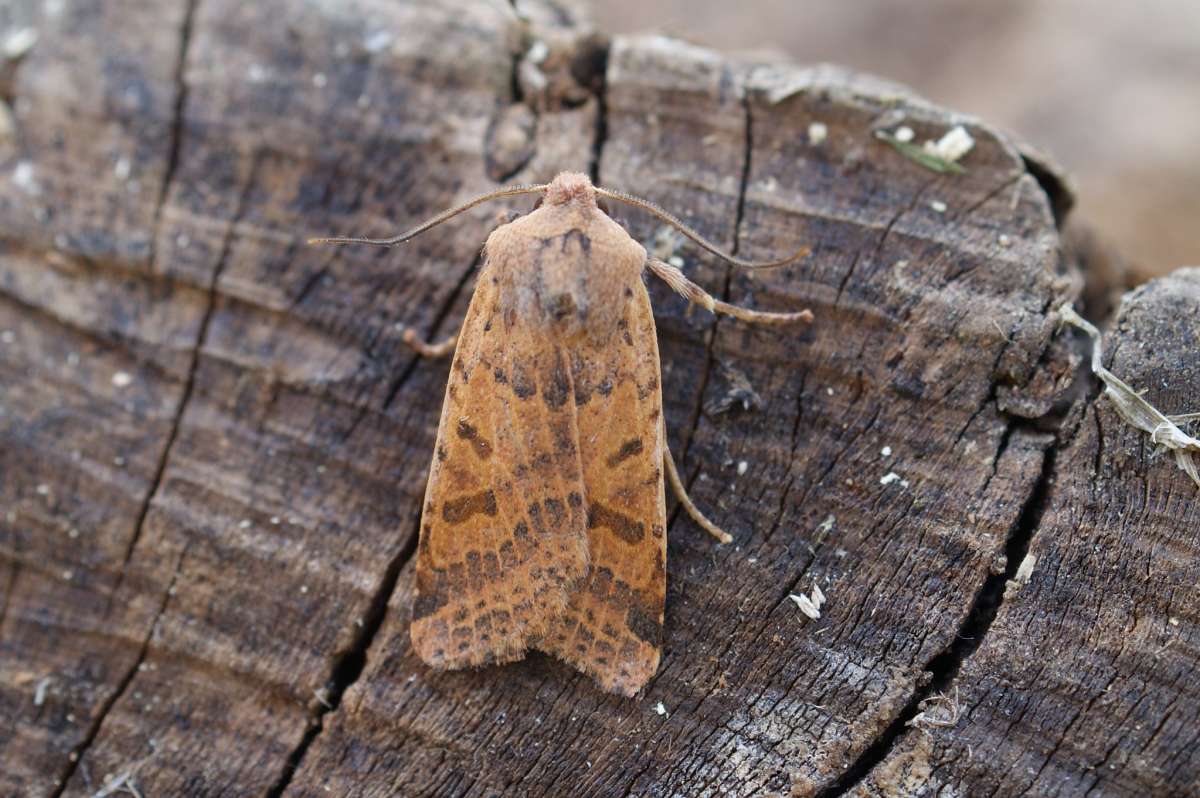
left=534, top=279, right=669, bottom=697
left=409, top=274, right=591, bottom=669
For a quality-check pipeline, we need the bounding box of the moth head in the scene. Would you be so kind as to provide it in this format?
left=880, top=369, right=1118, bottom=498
left=531, top=191, right=610, bottom=218
left=542, top=171, right=597, bottom=208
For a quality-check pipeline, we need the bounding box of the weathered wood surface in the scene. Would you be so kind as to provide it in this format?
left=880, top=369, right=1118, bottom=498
left=0, top=1, right=1195, bottom=796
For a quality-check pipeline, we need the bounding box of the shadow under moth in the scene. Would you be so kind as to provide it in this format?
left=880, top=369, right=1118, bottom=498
left=311, top=172, right=810, bottom=696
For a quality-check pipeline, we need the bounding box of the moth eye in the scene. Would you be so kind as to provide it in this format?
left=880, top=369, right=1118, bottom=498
left=596, top=199, right=612, bottom=216
left=532, top=195, right=544, bottom=210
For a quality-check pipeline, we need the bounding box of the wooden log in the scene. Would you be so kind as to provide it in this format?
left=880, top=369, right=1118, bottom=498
left=0, top=1, right=1194, bottom=796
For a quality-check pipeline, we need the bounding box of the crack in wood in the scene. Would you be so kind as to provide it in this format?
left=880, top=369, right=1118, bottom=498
left=50, top=544, right=189, bottom=798
left=815, top=426, right=1059, bottom=797
left=677, top=68, right=748, bottom=465
left=111, top=149, right=261, bottom=603
left=0, top=557, right=18, bottom=634
left=148, top=0, right=198, bottom=273
left=263, top=514, right=420, bottom=798
left=264, top=18, right=618, bottom=796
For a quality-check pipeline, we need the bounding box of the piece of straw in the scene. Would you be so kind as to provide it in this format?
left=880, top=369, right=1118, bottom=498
left=1060, top=305, right=1200, bottom=487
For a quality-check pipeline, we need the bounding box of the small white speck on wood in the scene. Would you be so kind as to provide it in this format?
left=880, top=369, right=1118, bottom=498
left=807, top=121, right=827, bottom=144
left=3, top=28, right=37, bottom=61
left=654, top=701, right=668, bottom=716
left=1013, top=553, right=1037, bottom=585
left=34, top=676, right=51, bottom=707
left=13, top=160, right=40, bottom=195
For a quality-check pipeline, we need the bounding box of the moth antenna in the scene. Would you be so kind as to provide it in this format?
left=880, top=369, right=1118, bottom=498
left=307, top=184, right=549, bottom=247
left=595, top=187, right=810, bottom=269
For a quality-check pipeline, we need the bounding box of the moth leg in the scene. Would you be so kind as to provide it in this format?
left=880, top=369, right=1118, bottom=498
left=647, top=258, right=814, bottom=325
left=400, top=327, right=458, bottom=359
left=663, top=441, right=733, bottom=544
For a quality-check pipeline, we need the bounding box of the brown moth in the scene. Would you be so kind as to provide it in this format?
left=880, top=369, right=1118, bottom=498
left=311, top=172, right=810, bottom=696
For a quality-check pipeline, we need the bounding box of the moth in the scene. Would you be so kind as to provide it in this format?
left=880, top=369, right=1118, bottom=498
left=311, top=172, right=810, bottom=696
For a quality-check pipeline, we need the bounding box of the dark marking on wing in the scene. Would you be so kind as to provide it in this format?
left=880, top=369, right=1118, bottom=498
left=626, top=602, right=663, bottom=646
left=571, top=352, right=592, bottom=406
left=606, top=437, right=644, bottom=468
left=587, top=503, right=646, bottom=544
left=512, top=361, right=536, bottom=399
left=545, top=497, right=566, bottom=526
left=442, top=490, right=499, bottom=524
left=456, top=418, right=494, bottom=460
left=543, top=358, right=570, bottom=409
left=561, top=228, right=592, bottom=254
left=412, top=591, right=446, bottom=621
left=552, top=417, right=576, bottom=455
left=548, top=292, right=578, bottom=322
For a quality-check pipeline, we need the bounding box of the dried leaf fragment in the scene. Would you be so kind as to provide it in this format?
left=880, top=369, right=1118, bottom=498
left=1060, top=305, right=1200, bottom=487
left=907, top=687, right=961, bottom=730
left=922, top=125, right=975, bottom=163
left=876, top=130, right=966, bottom=175
left=789, top=583, right=826, bottom=620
